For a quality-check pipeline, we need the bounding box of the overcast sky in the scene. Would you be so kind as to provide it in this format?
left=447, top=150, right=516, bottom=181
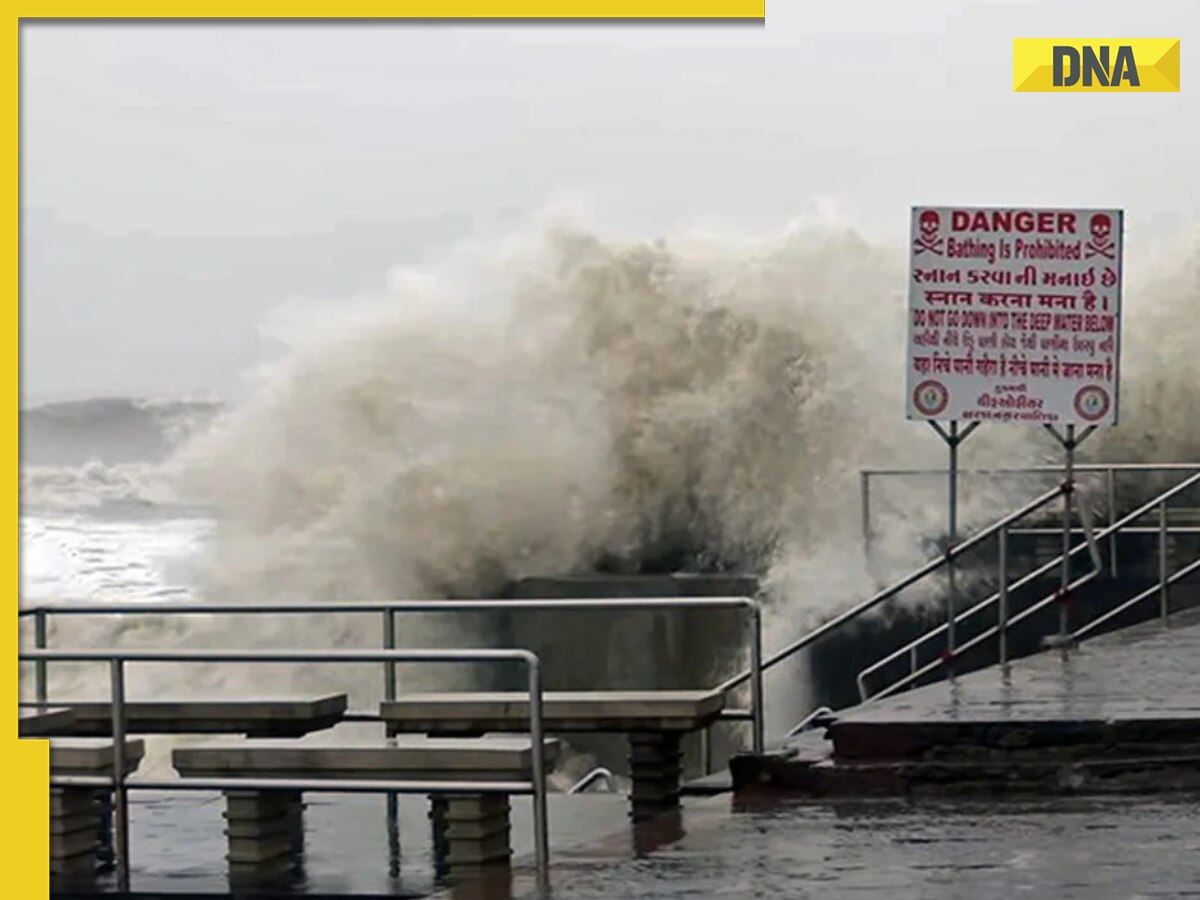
left=19, top=1, right=1199, bottom=404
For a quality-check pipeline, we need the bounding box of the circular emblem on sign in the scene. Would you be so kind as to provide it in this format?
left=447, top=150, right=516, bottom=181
left=1073, top=385, right=1110, bottom=422
left=913, top=380, right=950, bottom=417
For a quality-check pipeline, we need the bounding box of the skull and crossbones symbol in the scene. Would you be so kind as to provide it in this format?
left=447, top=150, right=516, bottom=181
left=1084, top=213, right=1115, bottom=260
left=913, top=210, right=944, bottom=255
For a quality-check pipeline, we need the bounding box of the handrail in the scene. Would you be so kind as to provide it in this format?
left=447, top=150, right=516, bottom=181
left=860, top=461, right=1199, bottom=551
left=868, top=566, right=1101, bottom=702
left=1071, top=556, right=1200, bottom=642
left=20, top=646, right=549, bottom=894
left=857, top=495, right=1104, bottom=700
left=719, top=483, right=1066, bottom=694
left=568, top=766, right=616, bottom=794
left=784, top=706, right=833, bottom=739
left=862, top=462, right=1200, bottom=477
left=858, top=469, right=1200, bottom=701
left=857, top=541, right=1093, bottom=700
left=17, top=597, right=757, bottom=617
left=19, top=595, right=764, bottom=757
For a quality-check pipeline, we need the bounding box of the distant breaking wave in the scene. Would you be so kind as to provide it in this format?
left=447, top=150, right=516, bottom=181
left=19, top=397, right=221, bottom=517
left=21, top=396, right=221, bottom=466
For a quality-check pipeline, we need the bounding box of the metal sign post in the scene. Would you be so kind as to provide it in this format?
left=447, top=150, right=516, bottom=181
left=1044, top=423, right=1098, bottom=645
left=929, top=419, right=979, bottom=668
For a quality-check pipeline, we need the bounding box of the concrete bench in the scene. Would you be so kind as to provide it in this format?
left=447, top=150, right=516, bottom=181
left=49, top=738, right=145, bottom=878
left=19, top=706, right=76, bottom=737
left=53, top=694, right=348, bottom=738
left=172, top=737, right=561, bottom=879
left=380, top=689, right=726, bottom=820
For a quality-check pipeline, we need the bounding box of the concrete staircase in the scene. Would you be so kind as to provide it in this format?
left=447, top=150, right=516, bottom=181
left=733, top=605, right=1200, bottom=800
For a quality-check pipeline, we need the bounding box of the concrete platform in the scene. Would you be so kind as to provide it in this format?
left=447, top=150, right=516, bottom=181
left=53, top=695, right=348, bottom=737
left=20, top=706, right=76, bottom=737
left=380, top=690, right=725, bottom=735
left=172, top=737, right=561, bottom=782
left=733, top=606, right=1200, bottom=798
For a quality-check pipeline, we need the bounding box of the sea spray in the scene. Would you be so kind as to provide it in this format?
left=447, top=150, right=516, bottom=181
left=21, top=216, right=1200, bottom=754
left=163, top=218, right=1054, bottom=736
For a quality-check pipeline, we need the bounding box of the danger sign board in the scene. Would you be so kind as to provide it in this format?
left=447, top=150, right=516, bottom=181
left=906, top=206, right=1123, bottom=425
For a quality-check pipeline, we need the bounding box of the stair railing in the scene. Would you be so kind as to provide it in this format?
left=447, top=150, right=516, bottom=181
left=858, top=469, right=1200, bottom=703
left=719, top=483, right=1068, bottom=697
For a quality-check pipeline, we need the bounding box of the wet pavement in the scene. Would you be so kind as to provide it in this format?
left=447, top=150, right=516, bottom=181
left=59, top=789, right=1200, bottom=899
left=64, top=791, right=634, bottom=896
left=526, top=794, right=1200, bottom=900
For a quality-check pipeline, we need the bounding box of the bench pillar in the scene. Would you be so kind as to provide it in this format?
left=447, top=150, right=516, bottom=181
left=428, top=795, right=449, bottom=877
left=49, top=738, right=144, bottom=881
left=628, top=732, right=683, bottom=821
left=429, top=794, right=512, bottom=880
left=222, top=790, right=304, bottom=878
left=50, top=788, right=103, bottom=878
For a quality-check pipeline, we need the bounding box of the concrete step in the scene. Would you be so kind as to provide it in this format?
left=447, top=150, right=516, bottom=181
left=730, top=747, right=1200, bottom=798
left=827, top=717, right=1200, bottom=762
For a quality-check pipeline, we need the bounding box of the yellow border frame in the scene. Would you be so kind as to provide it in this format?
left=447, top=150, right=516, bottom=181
left=7, top=5, right=763, bottom=896
left=19, top=2, right=765, bottom=17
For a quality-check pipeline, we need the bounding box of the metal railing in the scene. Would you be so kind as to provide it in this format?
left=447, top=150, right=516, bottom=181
left=20, top=646, right=548, bottom=894
left=673, top=484, right=1069, bottom=767
left=861, top=462, right=1200, bottom=576
left=18, top=596, right=763, bottom=756
left=1072, top=557, right=1200, bottom=641
left=568, top=767, right=616, bottom=794
left=784, top=706, right=834, bottom=739
left=857, top=468, right=1200, bottom=702
left=720, top=482, right=1068, bottom=697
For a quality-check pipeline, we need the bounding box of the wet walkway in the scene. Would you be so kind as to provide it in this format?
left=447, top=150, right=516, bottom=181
left=64, top=790, right=1200, bottom=899
left=527, top=794, right=1200, bottom=900
left=841, top=604, right=1200, bottom=725
left=54, top=611, right=1200, bottom=897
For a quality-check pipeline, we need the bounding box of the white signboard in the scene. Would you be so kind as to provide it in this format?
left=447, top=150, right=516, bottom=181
left=906, top=206, right=1123, bottom=425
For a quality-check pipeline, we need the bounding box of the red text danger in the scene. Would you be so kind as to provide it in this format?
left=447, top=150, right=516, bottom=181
left=951, top=210, right=1077, bottom=234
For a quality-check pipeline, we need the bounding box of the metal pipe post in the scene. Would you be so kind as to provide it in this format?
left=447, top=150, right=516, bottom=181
left=382, top=610, right=397, bottom=702
left=1159, top=501, right=1170, bottom=619
left=35, top=610, right=48, bottom=706
left=382, top=610, right=400, bottom=870
left=861, top=471, right=872, bottom=555
left=947, top=421, right=960, bottom=664
left=998, top=526, right=1009, bottom=666
left=1107, top=467, right=1118, bottom=577
left=1059, top=424, right=1076, bottom=639
left=699, top=727, right=711, bottom=776
left=110, top=660, right=130, bottom=893
left=526, top=655, right=549, bottom=893
left=749, top=604, right=764, bottom=754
